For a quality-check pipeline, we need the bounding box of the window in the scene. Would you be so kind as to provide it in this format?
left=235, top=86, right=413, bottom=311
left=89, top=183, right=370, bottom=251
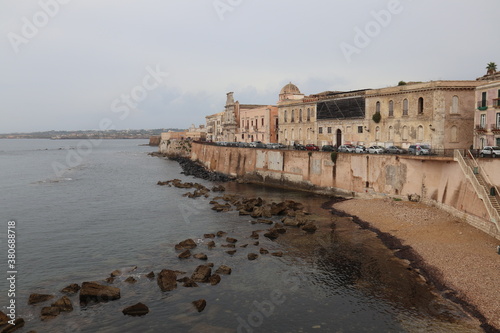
left=299, top=128, right=302, bottom=139
left=388, top=126, right=394, bottom=141
left=307, top=128, right=311, bottom=140
left=480, top=114, right=486, bottom=128
left=242, top=134, right=244, bottom=139
left=417, top=125, right=424, bottom=141
left=402, top=126, right=408, bottom=141
left=284, top=129, right=287, bottom=140
left=291, top=110, right=295, bottom=122
left=375, top=126, right=380, bottom=141
left=284, top=110, right=287, bottom=122
left=497, top=113, right=500, bottom=128
left=376, top=101, right=381, bottom=113
left=307, top=108, right=311, bottom=121
left=418, top=97, right=424, bottom=114
left=358, top=126, right=363, bottom=133
left=481, top=92, right=487, bottom=107
left=291, top=129, right=295, bottom=140
left=261, top=118, right=264, bottom=126
left=403, top=99, right=408, bottom=116
left=299, top=109, right=302, bottom=122
left=318, top=127, right=323, bottom=134
left=388, top=100, right=394, bottom=117
left=451, top=96, right=459, bottom=113
left=327, top=127, right=332, bottom=134
left=450, top=126, right=458, bottom=142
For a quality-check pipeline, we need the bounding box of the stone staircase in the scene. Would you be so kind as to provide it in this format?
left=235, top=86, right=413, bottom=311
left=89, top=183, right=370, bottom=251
left=454, top=150, right=500, bottom=228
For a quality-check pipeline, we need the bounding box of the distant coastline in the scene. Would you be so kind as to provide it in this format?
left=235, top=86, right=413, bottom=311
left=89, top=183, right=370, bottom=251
left=0, top=128, right=183, bottom=140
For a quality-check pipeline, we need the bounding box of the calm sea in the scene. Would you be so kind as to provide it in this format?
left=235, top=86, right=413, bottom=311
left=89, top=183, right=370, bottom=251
left=0, top=139, right=481, bottom=332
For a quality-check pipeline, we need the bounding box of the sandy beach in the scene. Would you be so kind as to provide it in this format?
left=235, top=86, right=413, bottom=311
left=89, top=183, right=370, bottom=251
left=333, top=198, right=500, bottom=332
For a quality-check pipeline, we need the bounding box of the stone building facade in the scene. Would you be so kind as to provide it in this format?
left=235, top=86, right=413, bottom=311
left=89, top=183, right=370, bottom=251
left=238, top=105, right=278, bottom=143
left=205, top=112, right=224, bottom=142
left=364, top=81, right=481, bottom=151
left=474, top=80, right=500, bottom=148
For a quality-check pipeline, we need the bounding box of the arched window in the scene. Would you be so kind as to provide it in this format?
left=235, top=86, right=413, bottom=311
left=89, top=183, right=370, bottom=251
left=388, top=100, right=394, bottom=117
left=291, top=110, right=295, bottom=122
left=307, top=128, right=311, bottom=140
left=451, top=96, right=459, bottom=114
left=418, top=97, right=424, bottom=114
left=284, top=129, right=287, bottom=140
left=375, top=126, right=381, bottom=141
left=376, top=101, right=381, bottom=113
left=451, top=126, right=458, bottom=142
left=299, top=128, right=302, bottom=140
left=299, top=109, right=303, bottom=122
left=417, top=125, right=424, bottom=141
left=291, top=129, right=295, bottom=141
left=388, top=126, right=394, bottom=141
left=403, top=99, right=408, bottom=116
left=284, top=110, right=287, bottom=122
left=307, top=108, right=311, bottom=121
left=402, top=126, right=408, bottom=141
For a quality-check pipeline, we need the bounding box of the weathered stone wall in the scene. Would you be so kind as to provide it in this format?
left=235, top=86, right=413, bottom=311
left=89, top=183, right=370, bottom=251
left=159, top=139, right=192, bottom=157
left=191, top=143, right=500, bottom=239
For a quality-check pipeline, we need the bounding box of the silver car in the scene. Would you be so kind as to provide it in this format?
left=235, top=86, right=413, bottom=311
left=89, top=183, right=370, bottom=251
left=367, top=146, right=385, bottom=154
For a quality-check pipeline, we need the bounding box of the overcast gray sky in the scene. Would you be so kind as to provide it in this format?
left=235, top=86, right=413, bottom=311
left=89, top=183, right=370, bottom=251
left=1, top=0, right=499, bottom=133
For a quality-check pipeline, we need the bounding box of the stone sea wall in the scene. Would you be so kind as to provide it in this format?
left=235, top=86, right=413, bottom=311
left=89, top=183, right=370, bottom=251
left=190, top=143, right=500, bottom=239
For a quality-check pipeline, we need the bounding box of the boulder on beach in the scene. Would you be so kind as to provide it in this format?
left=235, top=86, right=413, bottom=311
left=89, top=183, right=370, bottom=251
left=157, top=270, right=178, bottom=292
left=178, top=249, right=192, bottom=259
left=247, top=253, right=258, bottom=260
left=209, top=274, right=221, bottom=285
left=194, top=253, right=208, bottom=260
left=191, top=265, right=212, bottom=282
left=301, top=222, right=317, bottom=233
left=260, top=248, right=269, bottom=255
left=80, top=282, right=121, bottom=305
left=28, top=293, right=55, bottom=305
left=226, top=237, right=238, bottom=243
left=176, top=238, right=197, bottom=249
left=122, top=302, right=149, bottom=316
left=61, top=283, right=80, bottom=295
left=207, top=240, right=216, bottom=249
left=204, top=233, right=215, bottom=238
left=226, top=250, right=236, bottom=255
left=215, top=265, right=232, bottom=275
left=41, top=306, right=60, bottom=321
left=125, top=277, right=137, bottom=284
left=192, top=299, right=207, bottom=312
left=216, top=231, right=227, bottom=237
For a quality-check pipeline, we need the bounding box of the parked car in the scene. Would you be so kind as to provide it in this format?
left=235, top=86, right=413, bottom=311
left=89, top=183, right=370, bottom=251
left=408, top=144, right=431, bottom=155
left=249, top=141, right=265, bottom=148
left=321, top=145, right=336, bottom=152
left=305, top=144, right=320, bottom=151
left=479, top=146, right=500, bottom=158
left=277, top=143, right=287, bottom=149
left=354, top=145, right=366, bottom=153
left=294, top=143, right=306, bottom=150
left=338, top=144, right=355, bottom=153
left=386, top=146, right=406, bottom=154
left=367, top=146, right=385, bottom=154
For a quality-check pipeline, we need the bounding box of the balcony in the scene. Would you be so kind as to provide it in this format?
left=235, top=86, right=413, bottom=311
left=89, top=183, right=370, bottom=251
left=493, top=98, right=500, bottom=109
left=477, top=101, right=488, bottom=110
left=475, top=125, right=487, bottom=133
left=491, top=125, right=500, bottom=133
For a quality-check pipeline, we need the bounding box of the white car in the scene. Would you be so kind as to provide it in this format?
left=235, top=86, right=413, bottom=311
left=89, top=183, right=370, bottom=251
left=367, top=146, right=385, bottom=154
left=354, top=145, right=366, bottom=153
left=480, top=146, right=500, bottom=158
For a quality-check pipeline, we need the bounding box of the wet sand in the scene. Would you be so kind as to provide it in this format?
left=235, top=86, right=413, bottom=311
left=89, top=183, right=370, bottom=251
left=333, top=198, right=500, bottom=332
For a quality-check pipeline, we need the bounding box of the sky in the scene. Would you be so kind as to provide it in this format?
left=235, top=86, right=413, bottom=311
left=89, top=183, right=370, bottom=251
left=1, top=0, right=499, bottom=133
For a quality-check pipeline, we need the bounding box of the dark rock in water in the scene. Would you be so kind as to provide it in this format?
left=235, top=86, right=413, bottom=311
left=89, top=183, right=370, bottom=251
left=178, top=249, right=192, bottom=259
left=191, top=265, right=212, bottom=282
left=212, top=185, right=226, bottom=192
left=194, top=253, right=208, bottom=260
left=105, top=277, right=115, bottom=284
left=177, top=276, right=190, bottom=283
left=157, top=270, right=178, bottom=292
left=247, top=253, right=258, bottom=261
left=192, top=299, right=207, bottom=312
left=257, top=219, right=273, bottom=225
left=301, top=222, right=317, bottom=233
left=221, top=244, right=235, bottom=248
left=61, top=283, right=80, bottom=295
left=209, top=274, right=221, bottom=285
left=225, top=250, right=236, bottom=255
left=226, top=237, right=238, bottom=243
left=183, top=279, right=199, bottom=288
left=168, top=156, right=234, bottom=182
left=264, top=230, right=279, bottom=240
left=215, top=265, right=232, bottom=275
left=41, top=306, right=60, bottom=320
left=271, top=251, right=284, bottom=257
left=0, top=311, right=8, bottom=325
left=52, top=296, right=73, bottom=312
left=1, top=318, right=24, bottom=333
left=204, top=233, right=215, bottom=238
left=239, top=209, right=251, bottom=216
left=125, top=277, right=137, bottom=284
left=146, top=271, right=155, bottom=279
left=274, top=227, right=287, bottom=234
left=177, top=239, right=197, bottom=249
left=282, top=217, right=299, bottom=227
left=110, top=269, right=122, bottom=277
left=260, top=248, right=269, bottom=255
left=250, top=231, right=260, bottom=239
left=240, top=244, right=248, bottom=248
left=80, top=282, right=121, bottom=305
left=253, top=241, right=259, bottom=246
left=122, top=302, right=149, bottom=316
left=207, top=240, right=216, bottom=249
left=28, top=293, right=55, bottom=305
left=270, top=202, right=287, bottom=215
left=216, top=231, right=227, bottom=237
left=206, top=262, right=214, bottom=267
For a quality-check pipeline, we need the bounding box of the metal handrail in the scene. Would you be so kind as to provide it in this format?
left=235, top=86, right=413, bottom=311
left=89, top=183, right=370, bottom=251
left=455, top=150, right=500, bottom=229
left=468, top=150, right=500, bottom=208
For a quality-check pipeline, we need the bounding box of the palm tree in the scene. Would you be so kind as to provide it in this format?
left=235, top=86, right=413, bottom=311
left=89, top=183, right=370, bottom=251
left=486, top=62, right=497, bottom=75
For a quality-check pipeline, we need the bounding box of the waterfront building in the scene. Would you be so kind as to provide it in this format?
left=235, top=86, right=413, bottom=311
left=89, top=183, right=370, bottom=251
left=364, top=81, right=481, bottom=151
left=474, top=80, right=500, bottom=148
left=205, top=112, right=224, bottom=142
left=186, top=124, right=207, bottom=141
left=238, top=105, right=278, bottom=143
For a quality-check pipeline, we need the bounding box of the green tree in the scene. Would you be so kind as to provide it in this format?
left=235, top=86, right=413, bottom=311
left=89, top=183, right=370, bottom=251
left=486, top=62, right=497, bottom=75
left=398, top=81, right=407, bottom=86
